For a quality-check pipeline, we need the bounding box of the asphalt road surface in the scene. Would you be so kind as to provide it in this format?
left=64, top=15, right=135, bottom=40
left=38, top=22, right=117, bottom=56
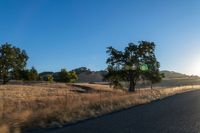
left=26, top=90, right=200, bottom=133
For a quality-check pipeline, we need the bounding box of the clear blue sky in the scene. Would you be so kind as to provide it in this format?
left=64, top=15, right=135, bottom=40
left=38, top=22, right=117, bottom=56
left=0, top=0, right=200, bottom=75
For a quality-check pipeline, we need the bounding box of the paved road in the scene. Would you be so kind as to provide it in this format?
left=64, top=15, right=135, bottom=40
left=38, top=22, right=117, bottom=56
left=26, top=90, right=200, bottom=133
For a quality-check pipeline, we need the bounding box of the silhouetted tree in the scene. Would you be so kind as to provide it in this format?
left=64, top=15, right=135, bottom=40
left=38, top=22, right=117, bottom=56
left=143, top=70, right=164, bottom=89
left=11, top=69, right=24, bottom=80
left=17, top=67, right=38, bottom=81
left=106, top=41, right=162, bottom=91
left=20, top=69, right=30, bottom=81
left=28, top=67, right=38, bottom=81
left=0, top=43, right=28, bottom=84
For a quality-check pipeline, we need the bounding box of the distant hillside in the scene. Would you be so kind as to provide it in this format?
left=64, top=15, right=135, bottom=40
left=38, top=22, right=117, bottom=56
left=77, top=71, right=107, bottom=83
left=38, top=69, right=199, bottom=83
left=74, top=69, right=200, bottom=87
left=77, top=70, right=199, bottom=83
left=161, top=70, right=189, bottom=79
left=161, top=70, right=199, bottom=79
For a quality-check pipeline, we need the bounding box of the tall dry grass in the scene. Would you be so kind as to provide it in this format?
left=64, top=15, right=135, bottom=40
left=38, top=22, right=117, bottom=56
left=0, top=83, right=199, bottom=133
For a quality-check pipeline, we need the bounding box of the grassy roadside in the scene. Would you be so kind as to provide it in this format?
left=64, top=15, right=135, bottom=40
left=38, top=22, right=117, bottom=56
left=0, top=84, right=199, bottom=133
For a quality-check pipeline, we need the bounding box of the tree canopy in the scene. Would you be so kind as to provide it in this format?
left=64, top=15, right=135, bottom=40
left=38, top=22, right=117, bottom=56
left=0, top=43, right=28, bottom=84
left=55, top=69, right=78, bottom=83
left=105, top=41, right=163, bottom=91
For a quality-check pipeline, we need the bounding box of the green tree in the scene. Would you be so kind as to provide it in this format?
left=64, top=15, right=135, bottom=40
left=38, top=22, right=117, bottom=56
left=106, top=41, right=162, bottom=91
left=58, top=69, right=70, bottom=83
left=56, top=69, right=78, bottom=83
left=11, top=69, right=24, bottom=80
left=39, top=72, right=54, bottom=81
left=142, top=64, right=165, bottom=89
left=28, top=67, right=38, bottom=81
left=47, top=75, right=54, bottom=83
left=20, top=69, right=30, bottom=81
left=149, top=72, right=164, bottom=89
left=104, top=68, right=123, bottom=89
left=69, top=71, right=78, bottom=83
left=17, top=67, right=38, bottom=81
left=0, top=43, right=28, bottom=84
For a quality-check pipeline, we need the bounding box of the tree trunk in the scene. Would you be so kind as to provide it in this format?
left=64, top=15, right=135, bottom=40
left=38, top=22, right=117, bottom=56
left=2, top=74, right=8, bottom=85
left=2, top=77, right=7, bottom=84
left=129, top=80, right=136, bottom=92
left=1, top=69, right=8, bottom=84
left=150, top=83, right=153, bottom=89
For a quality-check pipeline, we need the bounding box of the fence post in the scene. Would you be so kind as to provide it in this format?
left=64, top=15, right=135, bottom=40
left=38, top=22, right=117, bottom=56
left=66, top=89, right=68, bottom=109
left=111, top=91, right=113, bottom=110
left=99, top=88, right=102, bottom=105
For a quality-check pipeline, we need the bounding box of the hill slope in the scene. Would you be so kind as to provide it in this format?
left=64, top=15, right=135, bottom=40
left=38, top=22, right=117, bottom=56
left=161, top=70, right=190, bottom=79
left=77, top=70, right=199, bottom=83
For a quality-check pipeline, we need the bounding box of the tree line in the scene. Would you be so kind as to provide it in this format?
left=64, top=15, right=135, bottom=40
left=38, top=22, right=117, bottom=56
left=0, top=43, right=78, bottom=84
left=0, top=41, right=163, bottom=91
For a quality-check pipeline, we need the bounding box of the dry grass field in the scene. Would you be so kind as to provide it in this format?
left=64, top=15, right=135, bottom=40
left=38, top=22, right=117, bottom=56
left=0, top=83, right=199, bottom=133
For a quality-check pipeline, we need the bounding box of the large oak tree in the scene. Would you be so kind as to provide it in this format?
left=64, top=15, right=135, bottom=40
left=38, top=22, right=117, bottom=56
left=106, top=41, right=163, bottom=91
left=0, top=43, right=28, bottom=84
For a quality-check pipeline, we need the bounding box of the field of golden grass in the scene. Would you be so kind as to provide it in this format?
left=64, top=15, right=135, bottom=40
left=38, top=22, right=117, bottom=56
left=0, top=83, right=199, bottom=133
